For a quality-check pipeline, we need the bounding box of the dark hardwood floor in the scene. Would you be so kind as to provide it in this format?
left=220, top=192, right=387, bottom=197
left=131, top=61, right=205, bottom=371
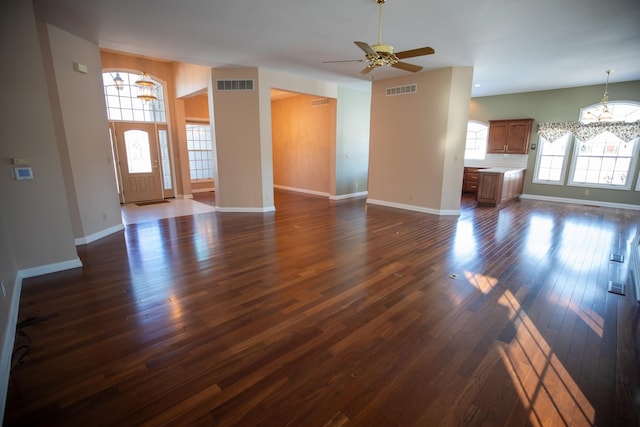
left=5, top=190, right=640, bottom=426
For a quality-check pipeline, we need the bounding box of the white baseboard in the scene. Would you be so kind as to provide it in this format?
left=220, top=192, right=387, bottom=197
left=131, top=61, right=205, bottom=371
left=19, top=258, right=83, bottom=279
left=330, top=191, right=368, bottom=200
left=216, top=206, right=276, bottom=213
left=366, top=198, right=460, bottom=216
left=520, top=194, right=640, bottom=211
left=74, top=224, right=124, bottom=246
left=0, top=274, right=23, bottom=425
left=274, top=185, right=329, bottom=198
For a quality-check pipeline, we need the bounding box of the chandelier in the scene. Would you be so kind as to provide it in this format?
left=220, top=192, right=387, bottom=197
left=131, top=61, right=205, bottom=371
left=587, top=69, right=614, bottom=122
left=135, top=72, right=157, bottom=102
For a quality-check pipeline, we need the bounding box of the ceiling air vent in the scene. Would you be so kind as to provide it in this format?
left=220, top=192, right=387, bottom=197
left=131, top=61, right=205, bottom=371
left=311, top=98, right=330, bottom=107
left=216, top=79, right=254, bottom=91
left=386, top=84, right=417, bottom=96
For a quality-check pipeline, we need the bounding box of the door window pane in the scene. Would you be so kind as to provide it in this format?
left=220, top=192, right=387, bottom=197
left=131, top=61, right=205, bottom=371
left=124, top=130, right=152, bottom=173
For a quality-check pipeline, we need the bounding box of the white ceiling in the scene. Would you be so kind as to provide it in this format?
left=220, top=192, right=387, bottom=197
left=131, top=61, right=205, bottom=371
left=33, top=0, right=640, bottom=97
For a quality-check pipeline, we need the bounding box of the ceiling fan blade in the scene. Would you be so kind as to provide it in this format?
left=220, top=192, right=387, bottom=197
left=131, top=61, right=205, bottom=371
left=394, top=46, right=435, bottom=59
left=359, top=65, right=376, bottom=75
left=354, top=41, right=378, bottom=56
left=391, top=61, right=423, bottom=73
left=322, top=59, right=365, bottom=64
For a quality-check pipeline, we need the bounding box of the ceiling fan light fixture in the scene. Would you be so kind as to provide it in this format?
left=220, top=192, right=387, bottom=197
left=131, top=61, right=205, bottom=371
left=323, top=0, right=434, bottom=75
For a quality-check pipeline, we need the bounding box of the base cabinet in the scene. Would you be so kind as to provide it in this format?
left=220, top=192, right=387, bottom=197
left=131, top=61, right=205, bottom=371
left=477, top=169, right=526, bottom=207
left=462, top=167, right=485, bottom=194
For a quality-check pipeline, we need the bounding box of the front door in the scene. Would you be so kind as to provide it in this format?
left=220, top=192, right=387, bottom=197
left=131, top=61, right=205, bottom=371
left=114, top=122, right=163, bottom=203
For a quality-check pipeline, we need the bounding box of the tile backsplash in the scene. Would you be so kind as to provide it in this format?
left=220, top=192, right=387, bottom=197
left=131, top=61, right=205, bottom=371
left=464, top=154, right=528, bottom=169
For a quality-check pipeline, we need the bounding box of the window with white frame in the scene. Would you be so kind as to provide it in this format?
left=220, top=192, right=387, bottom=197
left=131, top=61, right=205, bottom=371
left=568, top=101, right=640, bottom=189
left=534, top=101, right=640, bottom=189
left=464, top=121, right=488, bottom=160
left=186, top=124, right=214, bottom=181
left=533, top=132, right=571, bottom=184
left=102, top=72, right=166, bottom=123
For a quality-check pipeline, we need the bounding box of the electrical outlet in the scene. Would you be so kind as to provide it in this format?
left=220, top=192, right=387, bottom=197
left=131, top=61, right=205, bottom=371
left=584, top=189, right=590, bottom=195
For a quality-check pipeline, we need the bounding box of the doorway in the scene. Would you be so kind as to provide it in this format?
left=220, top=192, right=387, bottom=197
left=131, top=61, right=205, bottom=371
left=112, top=122, right=164, bottom=203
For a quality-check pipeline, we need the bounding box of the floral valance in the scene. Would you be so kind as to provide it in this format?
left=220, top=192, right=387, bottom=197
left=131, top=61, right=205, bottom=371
left=537, top=121, right=640, bottom=143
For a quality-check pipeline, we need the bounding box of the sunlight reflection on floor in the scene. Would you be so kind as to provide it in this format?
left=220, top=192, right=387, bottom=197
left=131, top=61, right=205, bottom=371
left=498, top=289, right=595, bottom=426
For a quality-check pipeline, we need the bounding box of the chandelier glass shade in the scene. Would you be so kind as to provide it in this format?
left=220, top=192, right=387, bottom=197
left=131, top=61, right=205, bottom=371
left=135, top=72, right=157, bottom=102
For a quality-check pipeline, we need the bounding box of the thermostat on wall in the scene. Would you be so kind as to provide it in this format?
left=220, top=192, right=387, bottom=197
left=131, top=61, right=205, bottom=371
left=12, top=166, right=34, bottom=180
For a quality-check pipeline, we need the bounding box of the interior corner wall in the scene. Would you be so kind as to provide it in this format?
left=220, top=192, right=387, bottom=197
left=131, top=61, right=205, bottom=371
left=0, top=0, right=79, bottom=271
left=44, top=24, right=123, bottom=241
left=271, top=94, right=335, bottom=194
left=1, top=1, right=80, bottom=419
left=336, top=86, right=371, bottom=196
left=440, top=66, right=473, bottom=211
left=173, top=62, right=210, bottom=99
left=368, top=67, right=468, bottom=212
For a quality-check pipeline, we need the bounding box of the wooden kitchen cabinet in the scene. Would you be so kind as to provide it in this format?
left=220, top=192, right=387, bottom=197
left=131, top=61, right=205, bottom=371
left=487, top=119, right=533, bottom=154
left=462, top=167, right=485, bottom=194
left=477, top=168, right=526, bottom=207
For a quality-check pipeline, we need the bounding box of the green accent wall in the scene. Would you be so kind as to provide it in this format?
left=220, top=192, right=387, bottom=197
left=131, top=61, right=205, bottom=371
left=471, top=81, right=640, bottom=206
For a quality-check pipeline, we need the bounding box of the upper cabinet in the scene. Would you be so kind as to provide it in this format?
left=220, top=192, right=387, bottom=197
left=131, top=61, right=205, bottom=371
left=487, top=118, right=533, bottom=154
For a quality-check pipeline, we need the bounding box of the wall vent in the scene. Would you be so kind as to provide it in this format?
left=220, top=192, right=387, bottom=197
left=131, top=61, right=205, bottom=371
left=386, top=84, right=417, bottom=96
left=311, top=98, right=330, bottom=107
left=216, top=79, right=254, bottom=91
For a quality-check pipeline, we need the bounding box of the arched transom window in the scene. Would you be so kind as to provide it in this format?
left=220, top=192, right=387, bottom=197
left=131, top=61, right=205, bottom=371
left=102, top=71, right=166, bottom=123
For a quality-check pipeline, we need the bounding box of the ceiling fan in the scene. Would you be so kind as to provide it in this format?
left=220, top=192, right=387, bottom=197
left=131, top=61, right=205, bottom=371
left=324, top=0, right=435, bottom=75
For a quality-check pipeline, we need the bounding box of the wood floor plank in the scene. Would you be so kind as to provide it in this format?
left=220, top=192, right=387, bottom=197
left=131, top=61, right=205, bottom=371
left=5, top=191, right=639, bottom=426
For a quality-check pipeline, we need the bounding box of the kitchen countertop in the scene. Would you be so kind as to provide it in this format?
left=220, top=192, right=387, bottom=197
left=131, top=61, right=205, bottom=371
left=476, top=167, right=526, bottom=173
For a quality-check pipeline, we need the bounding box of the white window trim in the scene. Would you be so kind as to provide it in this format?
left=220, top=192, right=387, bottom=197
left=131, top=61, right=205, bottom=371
left=532, top=134, right=572, bottom=186
left=564, top=101, right=640, bottom=191
left=464, top=120, right=488, bottom=161
left=567, top=136, right=639, bottom=191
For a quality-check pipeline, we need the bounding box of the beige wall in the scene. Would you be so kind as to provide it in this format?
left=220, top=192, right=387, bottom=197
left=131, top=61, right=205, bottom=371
left=272, top=94, right=335, bottom=194
left=0, top=1, right=79, bottom=271
left=184, top=94, right=210, bottom=119
left=211, top=67, right=265, bottom=210
left=0, top=1, right=81, bottom=417
left=44, top=25, right=123, bottom=242
left=441, top=67, right=474, bottom=210
left=368, top=67, right=473, bottom=214
left=259, top=69, right=340, bottom=206
left=471, top=81, right=640, bottom=205
left=173, top=62, right=210, bottom=98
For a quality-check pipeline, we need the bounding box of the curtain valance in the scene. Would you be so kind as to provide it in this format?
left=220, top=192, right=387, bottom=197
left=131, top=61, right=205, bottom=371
left=537, top=121, right=640, bottom=143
